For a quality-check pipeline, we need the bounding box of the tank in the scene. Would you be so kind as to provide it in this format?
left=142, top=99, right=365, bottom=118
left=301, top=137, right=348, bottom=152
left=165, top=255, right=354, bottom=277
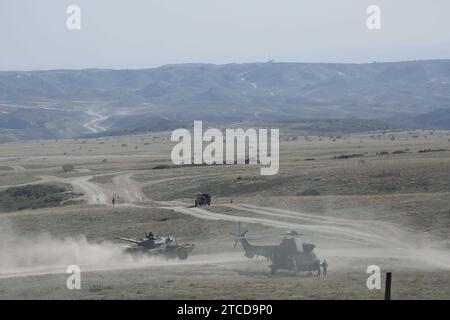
left=116, top=231, right=195, bottom=260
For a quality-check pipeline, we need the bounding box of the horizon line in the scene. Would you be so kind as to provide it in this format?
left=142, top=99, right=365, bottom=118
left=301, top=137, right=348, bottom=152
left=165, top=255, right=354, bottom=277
left=2, top=58, right=450, bottom=73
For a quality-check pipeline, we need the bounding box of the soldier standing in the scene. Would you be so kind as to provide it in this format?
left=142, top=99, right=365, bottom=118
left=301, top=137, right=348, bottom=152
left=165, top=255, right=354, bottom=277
left=321, top=260, right=328, bottom=276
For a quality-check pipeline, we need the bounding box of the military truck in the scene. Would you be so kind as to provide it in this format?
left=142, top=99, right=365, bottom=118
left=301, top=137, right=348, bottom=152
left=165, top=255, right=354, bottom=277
left=195, top=193, right=211, bottom=206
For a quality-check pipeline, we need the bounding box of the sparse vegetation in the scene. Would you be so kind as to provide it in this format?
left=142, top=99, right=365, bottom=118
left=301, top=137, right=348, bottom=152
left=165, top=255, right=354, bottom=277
left=152, top=164, right=175, bottom=170
left=88, top=283, right=113, bottom=292
left=152, top=163, right=214, bottom=170
left=300, top=188, right=321, bottom=196
left=62, top=164, right=75, bottom=172
left=333, top=154, right=364, bottom=159
left=0, top=127, right=449, bottom=299
left=0, top=184, right=77, bottom=212
left=369, top=171, right=401, bottom=178
left=418, top=149, right=448, bottom=153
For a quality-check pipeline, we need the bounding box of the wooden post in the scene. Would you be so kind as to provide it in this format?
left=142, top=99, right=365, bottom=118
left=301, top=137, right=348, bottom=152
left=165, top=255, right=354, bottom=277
left=384, top=272, right=392, bottom=300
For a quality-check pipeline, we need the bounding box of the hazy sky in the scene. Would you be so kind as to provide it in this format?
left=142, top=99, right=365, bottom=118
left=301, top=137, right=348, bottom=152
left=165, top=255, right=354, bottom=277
left=1, top=0, right=450, bottom=70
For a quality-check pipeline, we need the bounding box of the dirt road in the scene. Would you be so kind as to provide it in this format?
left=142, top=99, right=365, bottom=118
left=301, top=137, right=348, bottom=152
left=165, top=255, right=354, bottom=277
left=4, top=170, right=448, bottom=276
left=0, top=252, right=247, bottom=280
left=83, top=111, right=107, bottom=133
left=29, top=171, right=448, bottom=253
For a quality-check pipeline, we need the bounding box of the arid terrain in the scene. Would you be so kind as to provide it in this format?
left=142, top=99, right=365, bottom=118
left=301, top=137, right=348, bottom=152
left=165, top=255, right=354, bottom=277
left=0, top=129, right=449, bottom=299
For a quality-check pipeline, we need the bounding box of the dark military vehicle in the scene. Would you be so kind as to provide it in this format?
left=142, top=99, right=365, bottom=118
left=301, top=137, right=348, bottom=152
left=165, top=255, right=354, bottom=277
left=195, top=193, right=211, bottom=206
left=231, top=223, right=327, bottom=276
left=116, top=231, right=194, bottom=260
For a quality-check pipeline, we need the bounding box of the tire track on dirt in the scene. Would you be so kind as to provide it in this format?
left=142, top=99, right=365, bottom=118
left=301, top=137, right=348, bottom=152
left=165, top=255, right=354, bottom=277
left=0, top=252, right=248, bottom=279
left=13, top=171, right=446, bottom=263
left=83, top=111, right=107, bottom=133
left=160, top=205, right=373, bottom=245
left=223, top=204, right=411, bottom=247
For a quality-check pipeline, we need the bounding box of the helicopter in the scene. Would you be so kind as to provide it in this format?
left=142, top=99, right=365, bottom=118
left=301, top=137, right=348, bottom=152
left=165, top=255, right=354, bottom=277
left=116, top=230, right=194, bottom=260
left=231, top=223, right=327, bottom=276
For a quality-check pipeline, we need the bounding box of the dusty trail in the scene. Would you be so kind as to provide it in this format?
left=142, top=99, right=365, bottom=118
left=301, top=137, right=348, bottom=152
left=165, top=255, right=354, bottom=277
left=3, top=170, right=448, bottom=281
left=35, top=171, right=138, bottom=205
left=36, top=174, right=112, bottom=205
left=237, top=206, right=450, bottom=268
left=10, top=165, right=26, bottom=172
left=35, top=171, right=439, bottom=253
left=29, top=171, right=232, bottom=206
left=0, top=252, right=247, bottom=279
left=83, top=111, right=107, bottom=133
left=112, top=173, right=146, bottom=203
left=162, top=205, right=389, bottom=246
left=222, top=204, right=414, bottom=247
left=162, top=204, right=450, bottom=269
left=72, top=176, right=111, bottom=204
left=102, top=172, right=230, bottom=205
left=0, top=103, right=66, bottom=111
left=157, top=200, right=403, bottom=246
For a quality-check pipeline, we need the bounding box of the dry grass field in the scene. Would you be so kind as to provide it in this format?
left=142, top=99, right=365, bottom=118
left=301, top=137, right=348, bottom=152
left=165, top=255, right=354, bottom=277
left=0, top=129, right=449, bottom=299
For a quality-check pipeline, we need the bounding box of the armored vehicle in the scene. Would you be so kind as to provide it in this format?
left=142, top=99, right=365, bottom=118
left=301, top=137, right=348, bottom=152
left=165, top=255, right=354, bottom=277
left=195, top=193, right=211, bottom=206
left=116, top=231, right=194, bottom=260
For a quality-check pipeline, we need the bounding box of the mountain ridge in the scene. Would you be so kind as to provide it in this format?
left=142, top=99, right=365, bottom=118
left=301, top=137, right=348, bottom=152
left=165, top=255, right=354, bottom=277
left=1, top=59, right=450, bottom=141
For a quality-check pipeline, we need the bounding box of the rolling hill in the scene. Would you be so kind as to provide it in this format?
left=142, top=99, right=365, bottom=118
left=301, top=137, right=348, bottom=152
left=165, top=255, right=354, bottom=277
left=1, top=59, right=450, bottom=141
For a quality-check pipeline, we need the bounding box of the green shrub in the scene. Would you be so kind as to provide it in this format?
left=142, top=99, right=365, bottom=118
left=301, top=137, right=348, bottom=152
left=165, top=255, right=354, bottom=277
left=0, top=184, right=75, bottom=212
left=300, top=189, right=321, bottom=196
left=152, top=164, right=174, bottom=170
left=62, top=164, right=74, bottom=172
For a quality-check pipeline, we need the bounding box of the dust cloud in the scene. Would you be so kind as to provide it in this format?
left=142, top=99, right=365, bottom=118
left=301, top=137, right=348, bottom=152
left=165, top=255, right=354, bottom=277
left=0, top=221, right=132, bottom=274
left=0, top=221, right=246, bottom=279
